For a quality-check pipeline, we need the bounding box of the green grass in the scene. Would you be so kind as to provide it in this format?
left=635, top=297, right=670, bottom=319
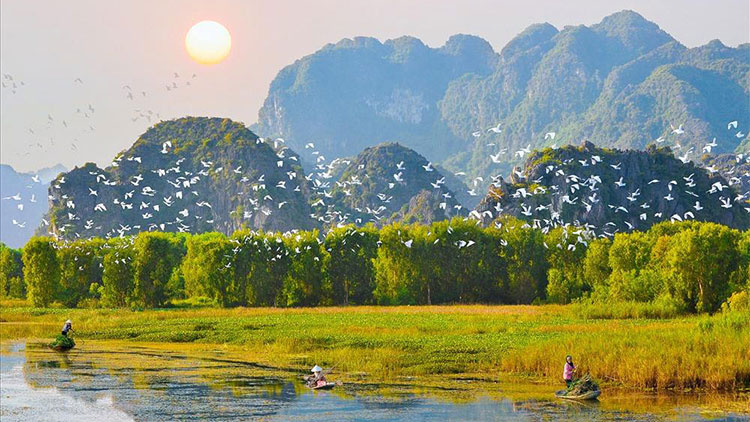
left=1, top=301, right=748, bottom=392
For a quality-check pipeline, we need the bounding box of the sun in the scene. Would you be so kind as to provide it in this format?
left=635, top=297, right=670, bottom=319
left=185, top=21, right=231, bottom=65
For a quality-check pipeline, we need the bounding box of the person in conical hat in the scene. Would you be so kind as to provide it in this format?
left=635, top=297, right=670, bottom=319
left=61, top=320, right=73, bottom=337
left=307, top=365, right=326, bottom=387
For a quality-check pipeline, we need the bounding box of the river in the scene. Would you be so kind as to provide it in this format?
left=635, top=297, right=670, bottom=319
left=1, top=342, right=747, bottom=421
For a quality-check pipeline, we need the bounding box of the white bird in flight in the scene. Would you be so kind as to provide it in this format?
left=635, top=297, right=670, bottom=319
left=487, top=123, right=502, bottom=134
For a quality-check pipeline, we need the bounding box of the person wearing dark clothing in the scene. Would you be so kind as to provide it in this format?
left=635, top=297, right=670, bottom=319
left=61, top=320, right=73, bottom=337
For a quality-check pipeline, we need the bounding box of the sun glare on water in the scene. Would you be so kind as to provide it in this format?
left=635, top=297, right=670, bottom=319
left=185, top=20, right=231, bottom=65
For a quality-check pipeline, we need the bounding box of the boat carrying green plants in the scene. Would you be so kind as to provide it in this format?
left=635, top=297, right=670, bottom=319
left=49, top=334, right=75, bottom=351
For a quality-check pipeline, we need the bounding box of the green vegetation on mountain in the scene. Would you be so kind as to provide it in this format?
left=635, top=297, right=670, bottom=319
left=442, top=11, right=749, bottom=180
left=475, top=141, right=750, bottom=233
left=256, top=34, right=499, bottom=164
left=320, top=143, right=465, bottom=226
left=41, top=117, right=314, bottom=240
left=256, top=11, right=749, bottom=186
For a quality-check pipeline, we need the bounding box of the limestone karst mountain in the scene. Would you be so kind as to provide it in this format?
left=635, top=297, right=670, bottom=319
left=473, top=141, right=750, bottom=234
left=37, top=120, right=475, bottom=241
left=312, top=142, right=466, bottom=226
left=256, top=10, right=749, bottom=186
left=40, top=117, right=315, bottom=239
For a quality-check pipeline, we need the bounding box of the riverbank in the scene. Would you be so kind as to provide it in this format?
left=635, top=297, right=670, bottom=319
left=6, top=340, right=748, bottom=421
left=1, top=302, right=748, bottom=393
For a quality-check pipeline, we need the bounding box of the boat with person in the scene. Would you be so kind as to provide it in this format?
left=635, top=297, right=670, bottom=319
left=555, top=389, right=601, bottom=401
left=556, top=374, right=601, bottom=401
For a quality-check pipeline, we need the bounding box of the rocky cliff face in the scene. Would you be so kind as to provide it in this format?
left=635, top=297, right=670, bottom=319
left=314, top=142, right=465, bottom=226
left=41, top=117, right=315, bottom=240
left=443, top=11, right=749, bottom=182
left=256, top=34, right=499, bottom=165
left=702, top=153, right=750, bottom=198
left=474, top=141, right=749, bottom=234
left=254, top=10, right=748, bottom=189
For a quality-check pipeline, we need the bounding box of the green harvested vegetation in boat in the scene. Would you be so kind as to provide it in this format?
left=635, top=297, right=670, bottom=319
left=49, top=334, right=75, bottom=351
left=556, top=374, right=600, bottom=400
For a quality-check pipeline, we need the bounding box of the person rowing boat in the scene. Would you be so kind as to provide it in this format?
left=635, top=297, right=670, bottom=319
left=305, top=365, right=327, bottom=388
left=61, top=320, right=73, bottom=337
left=563, top=355, right=577, bottom=388
left=304, top=365, right=342, bottom=390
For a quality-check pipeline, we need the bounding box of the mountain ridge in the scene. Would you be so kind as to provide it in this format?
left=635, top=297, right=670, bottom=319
left=256, top=10, right=749, bottom=189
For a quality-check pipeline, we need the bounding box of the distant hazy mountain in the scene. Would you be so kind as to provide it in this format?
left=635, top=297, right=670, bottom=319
left=474, top=141, right=749, bottom=233
left=256, top=10, right=749, bottom=186
left=1, top=163, right=65, bottom=248
left=35, top=164, right=68, bottom=184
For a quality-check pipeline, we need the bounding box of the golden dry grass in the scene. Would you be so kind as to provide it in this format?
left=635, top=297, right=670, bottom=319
left=2, top=300, right=747, bottom=392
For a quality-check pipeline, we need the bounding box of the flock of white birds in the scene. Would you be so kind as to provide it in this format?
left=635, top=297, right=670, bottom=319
left=2, top=69, right=749, bottom=261
left=2, top=71, right=197, bottom=158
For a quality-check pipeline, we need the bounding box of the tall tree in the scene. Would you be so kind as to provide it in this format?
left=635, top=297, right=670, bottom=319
left=57, top=238, right=104, bottom=307
left=22, top=237, right=60, bottom=307
left=183, top=233, right=234, bottom=306
left=662, top=223, right=741, bottom=313
left=283, top=230, right=327, bottom=307
left=499, top=218, right=548, bottom=304
left=0, top=243, right=24, bottom=298
left=325, top=225, right=379, bottom=305
left=101, top=238, right=135, bottom=307
left=133, top=232, right=185, bottom=307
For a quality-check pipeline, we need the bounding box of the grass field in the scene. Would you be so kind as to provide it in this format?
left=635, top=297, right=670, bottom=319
left=1, top=300, right=748, bottom=392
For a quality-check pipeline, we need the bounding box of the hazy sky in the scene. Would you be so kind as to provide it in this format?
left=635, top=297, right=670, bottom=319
left=2, top=0, right=748, bottom=172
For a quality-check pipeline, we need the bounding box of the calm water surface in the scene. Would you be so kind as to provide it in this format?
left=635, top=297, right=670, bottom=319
left=1, top=342, right=747, bottom=422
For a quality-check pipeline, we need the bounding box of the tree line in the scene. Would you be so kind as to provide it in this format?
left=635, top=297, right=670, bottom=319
left=1, top=218, right=748, bottom=313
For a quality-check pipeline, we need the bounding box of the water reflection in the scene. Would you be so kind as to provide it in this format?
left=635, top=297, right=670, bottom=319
left=1, top=342, right=748, bottom=422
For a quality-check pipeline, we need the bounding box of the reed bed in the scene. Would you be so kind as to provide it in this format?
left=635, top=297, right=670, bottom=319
left=1, top=301, right=747, bottom=391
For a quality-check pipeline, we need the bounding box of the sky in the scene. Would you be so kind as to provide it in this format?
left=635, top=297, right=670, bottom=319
left=1, top=0, right=748, bottom=173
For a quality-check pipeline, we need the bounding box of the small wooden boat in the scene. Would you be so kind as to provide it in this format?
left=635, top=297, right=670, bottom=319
left=311, top=382, right=336, bottom=390
left=50, top=344, right=74, bottom=352
left=555, top=389, right=601, bottom=400
left=49, top=335, right=75, bottom=352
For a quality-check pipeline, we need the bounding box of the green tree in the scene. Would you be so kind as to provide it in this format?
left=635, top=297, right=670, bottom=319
left=226, top=230, right=253, bottom=306
left=101, top=238, right=135, bottom=307
left=499, top=218, right=548, bottom=304
left=283, top=230, right=327, bottom=307
left=661, top=223, right=741, bottom=313
left=373, top=223, right=431, bottom=305
left=183, top=233, right=234, bottom=306
left=133, top=232, right=185, bottom=307
left=607, top=232, right=660, bottom=301
left=428, top=218, right=507, bottom=303
left=0, top=243, right=24, bottom=298
left=325, top=225, right=379, bottom=305
left=57, top=238, right=104, bottom=307
left=242, top=232, right=290, bottom=306
left=733, top=231, right=750, bottom=291
left=544, top=227, right=588, bottom=304
left=23, top=237, right=60, bottom=307
left=582, top=237, right=612, bottom=298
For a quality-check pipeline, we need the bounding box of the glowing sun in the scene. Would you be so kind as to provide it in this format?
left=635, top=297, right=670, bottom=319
left=185, top=21, right=231, bottom=64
